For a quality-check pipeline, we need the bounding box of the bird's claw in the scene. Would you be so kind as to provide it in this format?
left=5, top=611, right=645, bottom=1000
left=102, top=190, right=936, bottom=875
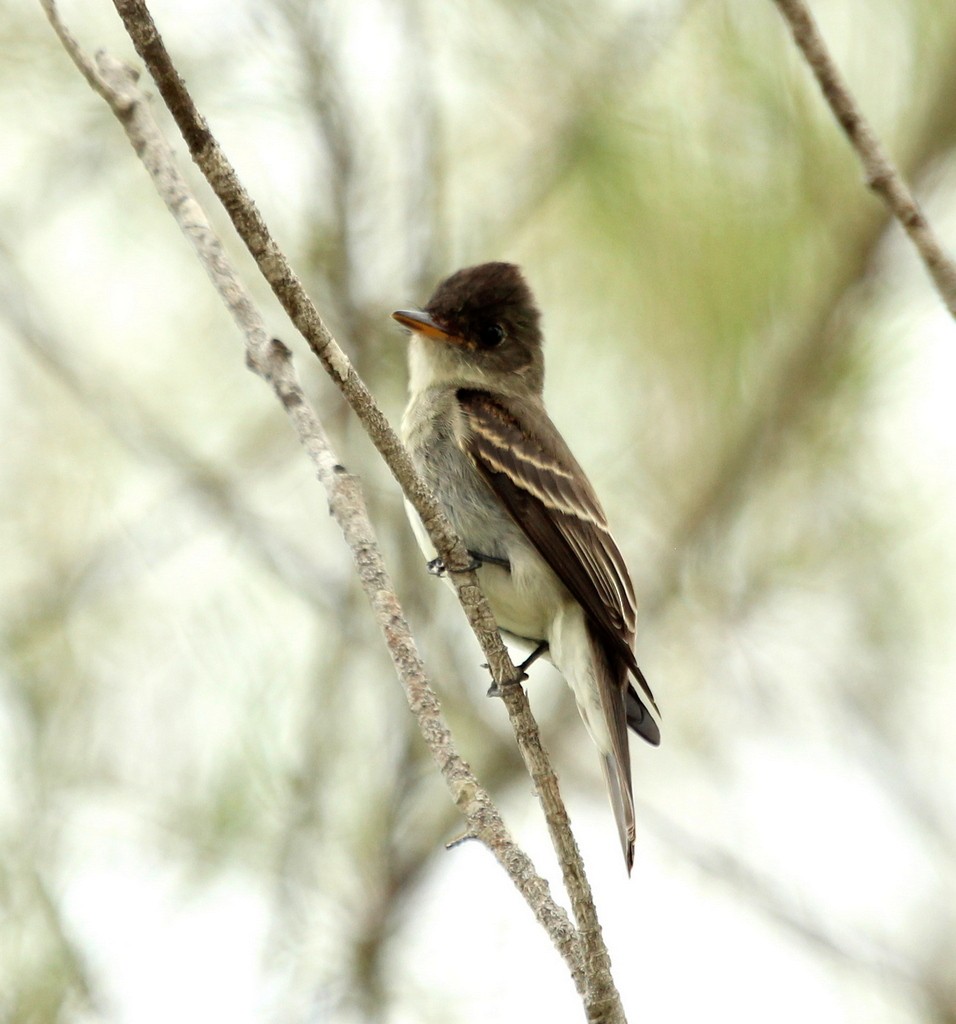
left=427, top=550, right=511, bottom=578
left=427, top=553, right=482, bottom=576
left=483, top=642, right=548, bottom=694
left=485, top=670, right=528, bottom=699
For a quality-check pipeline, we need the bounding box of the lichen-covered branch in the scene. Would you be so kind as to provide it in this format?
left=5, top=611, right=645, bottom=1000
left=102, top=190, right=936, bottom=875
left=39, top=0, right=601, bottom=1004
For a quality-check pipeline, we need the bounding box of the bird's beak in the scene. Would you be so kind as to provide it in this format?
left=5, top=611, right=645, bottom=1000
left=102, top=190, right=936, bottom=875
left=391, top=309, right=455, bottom=342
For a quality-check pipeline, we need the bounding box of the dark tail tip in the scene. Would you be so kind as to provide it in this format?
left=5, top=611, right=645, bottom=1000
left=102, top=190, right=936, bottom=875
left=626, top=684, right=661, bottom=746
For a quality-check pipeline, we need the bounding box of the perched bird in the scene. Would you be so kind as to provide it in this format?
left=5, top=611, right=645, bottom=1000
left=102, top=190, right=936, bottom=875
left=392, top=262, right=659, bottom=872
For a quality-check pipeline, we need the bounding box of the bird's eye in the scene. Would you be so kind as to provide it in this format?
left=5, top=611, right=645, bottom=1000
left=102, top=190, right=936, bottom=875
left=479, top=323, right=505, bottom=349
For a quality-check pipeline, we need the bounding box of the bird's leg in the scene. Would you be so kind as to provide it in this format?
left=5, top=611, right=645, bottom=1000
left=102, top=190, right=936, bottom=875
left=517, top=640, right=550, bottom=674
left=485, top=640, right=549, bottom=697
left=467, top=549, right=511, bottom=570
left=426, top=549, right=510, bottom=577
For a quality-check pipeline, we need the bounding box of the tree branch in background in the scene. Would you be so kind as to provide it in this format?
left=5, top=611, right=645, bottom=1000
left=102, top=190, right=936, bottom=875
left=39, top=0, right=618, bottom=1011
left=650, top=10, right=956, bottom=615
left=772, top=0, right=956, bottom=319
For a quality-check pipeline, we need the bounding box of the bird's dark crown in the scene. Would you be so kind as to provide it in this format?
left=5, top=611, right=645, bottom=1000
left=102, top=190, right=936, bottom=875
left=425, top=262, right=542, bottom=352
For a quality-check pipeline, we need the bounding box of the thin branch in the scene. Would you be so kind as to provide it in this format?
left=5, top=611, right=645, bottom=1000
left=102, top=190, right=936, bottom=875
left=99, top=3, right=625, bottom=1017
left=648, top=12, right=956, bottom=616
left=39, top=0, right=591, bottom=1000
left=772, top=0, right=956, bottom=320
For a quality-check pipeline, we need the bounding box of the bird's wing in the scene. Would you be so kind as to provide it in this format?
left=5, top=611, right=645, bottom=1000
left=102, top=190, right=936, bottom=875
left=456, top=388, right=659, bottom=740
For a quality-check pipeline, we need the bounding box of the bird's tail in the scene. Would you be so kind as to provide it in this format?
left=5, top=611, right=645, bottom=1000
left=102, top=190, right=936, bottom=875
left=625, top=674, right=661, bottom=746
left=600, top=750, right=635, bottom=874
left=551, top=606, right=637, bottom=872
left=585, top=627, right=636, bottom=874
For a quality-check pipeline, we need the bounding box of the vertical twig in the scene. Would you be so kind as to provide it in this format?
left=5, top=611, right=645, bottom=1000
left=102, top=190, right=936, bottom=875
left=772, top=0, right=956, bottom=319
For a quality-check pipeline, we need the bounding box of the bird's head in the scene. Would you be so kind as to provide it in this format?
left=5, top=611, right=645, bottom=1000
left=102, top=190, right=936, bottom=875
left=393, top=262, right=544, bottom=395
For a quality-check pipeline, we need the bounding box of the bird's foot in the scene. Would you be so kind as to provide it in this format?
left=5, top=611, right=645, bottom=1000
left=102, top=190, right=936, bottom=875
left=482, top=641, right=548, bottom=697
left=485, top=675, right=526, bottom=698
left=428, top=549, right=510, bottom=577
left=426, top=555, right=479, bottom=577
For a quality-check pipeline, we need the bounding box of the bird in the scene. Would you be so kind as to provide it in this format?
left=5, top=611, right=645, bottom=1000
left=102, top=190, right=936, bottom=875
left=392, top=261, right=659, bottom=872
